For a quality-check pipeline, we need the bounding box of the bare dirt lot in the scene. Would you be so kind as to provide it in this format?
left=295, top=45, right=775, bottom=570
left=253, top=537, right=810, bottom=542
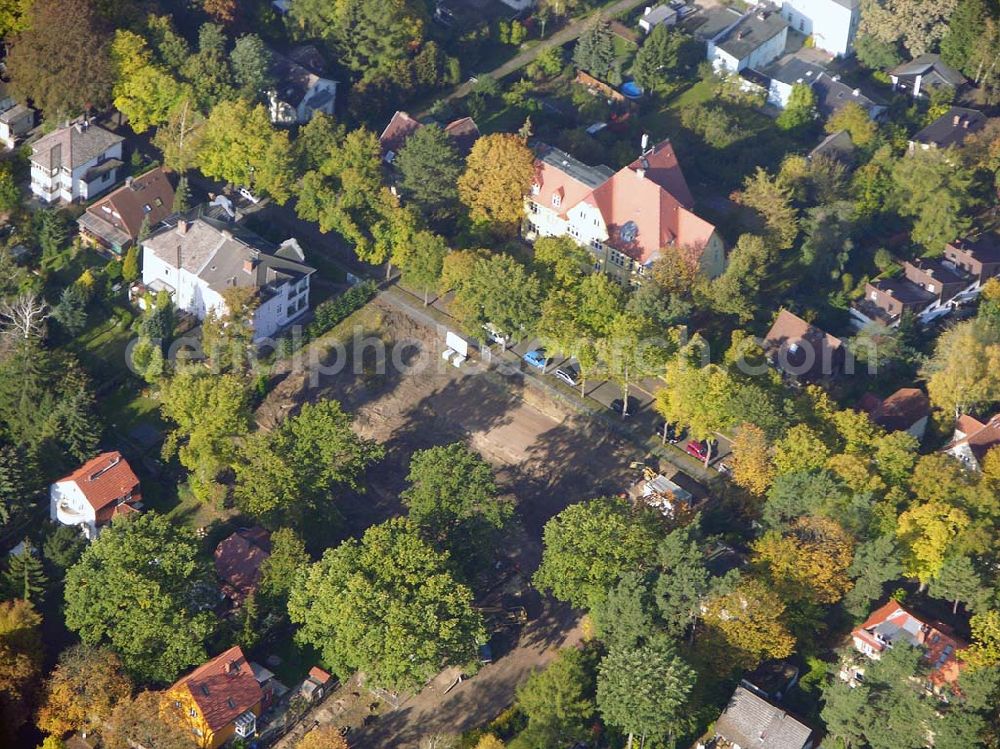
left=258, top=300, right=645, bottom=746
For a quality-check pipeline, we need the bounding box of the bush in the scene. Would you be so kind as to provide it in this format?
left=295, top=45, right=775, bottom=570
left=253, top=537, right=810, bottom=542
left=307, top=281, right=377, bottom=338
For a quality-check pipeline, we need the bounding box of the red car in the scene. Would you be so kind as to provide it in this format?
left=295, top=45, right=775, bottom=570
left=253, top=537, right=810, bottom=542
left=685, top=439, right=717, bottom=461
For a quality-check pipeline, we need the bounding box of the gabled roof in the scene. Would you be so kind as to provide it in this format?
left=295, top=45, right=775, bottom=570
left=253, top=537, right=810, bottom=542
left=533, top=138, right=712, bottom=265
left=812, top=72, right=883, bottom=118
left=947, top=232, right=1000, bottom=265
left=379, top=111, right=481, bottom=157
left=861, top=387, right=930, bottom=433
left=715, top=686, right=813, bottom=749
left=853, top=601, right=965, bottom=687
left=269, top=48, right=335, bottom=110
left=214, top=527, right=271, bottom=600
left=31, top=121, right=123, bottom=172
left=912, top=107, right=987, bottom=149
left=945, top=413, right=1000, bottom=466
left=890, top=54, right=966, bottom=88
left=764, top=310, right=842, bottom=353
left=56, top=451, right=140, bottom=517
left=170, top=646, right=262, bottom=732
left=83, top=167, right=174, bottom=244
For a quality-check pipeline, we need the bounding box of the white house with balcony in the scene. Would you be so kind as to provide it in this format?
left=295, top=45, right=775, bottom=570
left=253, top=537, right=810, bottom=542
left=49, top=451, right=142, bottom=541
left=141, top=215, right=315, bottom=341
left=30, top=120, right=124, bottom=204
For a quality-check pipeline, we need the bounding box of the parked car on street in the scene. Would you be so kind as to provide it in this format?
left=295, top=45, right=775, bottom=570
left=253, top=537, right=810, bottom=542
left=610, top=396, right=639, bottom=417
left=554, top=363, right=580, bottom=386
left=523, top=349, right=547, bottom=370
left=685, top=439, right=718, bottom=461
left=660, top=421, right=684, bottom=443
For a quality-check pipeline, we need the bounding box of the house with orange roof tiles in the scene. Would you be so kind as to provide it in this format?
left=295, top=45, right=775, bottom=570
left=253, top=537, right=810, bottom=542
left=524, top=137, right=726, bottom=284
left=48, top=451, right=142, bottom=541
left=166, top=646, right=273, bottom=748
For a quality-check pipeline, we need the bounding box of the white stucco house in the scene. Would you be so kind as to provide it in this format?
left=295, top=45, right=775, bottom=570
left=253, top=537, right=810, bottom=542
left=141, top=216, right=315, bottom=341
left=778, top=0, right=859, bottom=56
left=638, top=4, right=678, bottom=33
left=267, top=47, right=338, bottom=126
left=708, top=6, right=789, bottom=73
left=29, top=120, right=124, bottom=203
left=49, top=451, right=142, bottom=541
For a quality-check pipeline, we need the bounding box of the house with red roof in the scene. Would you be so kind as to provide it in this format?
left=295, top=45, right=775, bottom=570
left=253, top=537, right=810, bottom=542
left=858, top=387, right=931, bottom=441
left=851, top=601, right=965, bottom=693
left=167, top=646, right=273, bottom=748
left=214, top=527, right=272, bottom=605
left=49, top=451, right=141, bottom=541
left=943, top=412, right=1000, bottom=471
left=525, top=137, right=725, bottom=284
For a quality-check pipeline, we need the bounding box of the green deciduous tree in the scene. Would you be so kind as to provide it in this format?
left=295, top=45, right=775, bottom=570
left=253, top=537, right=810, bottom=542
left=701, top=578, right=795, bottom=673
left=776, top=83, right=818, bottom=130
left=234, top=400, right=382, bottom=523
left=923, top=316, right=1000, bottom=417
left=515, top=647, right=596, bottom=749
left=396, top=124, right=463, bottom=222
left=827, top=101, right=878, bottom=147
left=288, top=517, right=484, bottom=690
left=929, top=554, right=987, bottom=614
left=7, top=0, right=114, bottom=119
left=111, top=30, right=187, bottom=134
left=598, top=311, right=671, bottom=418
left=402, top=442, right=511, bottom=577
left=534, top=497, right=662, bottom=612
left=397, top=230, right=448, bottom=304
left=197, top=99, right=293, bottom=204
left=897, top=500, right=971, bottom=586
left=160, top=370, right=251, bottom=502
left=64, top=513, right=214, bottom=683
left=597, top=636, right=695, bottom=747
left=859, top=0, right=959, bottom=57
left=297, top=127, right=406, bottom=265
left=710, top=233, right=771, bottom=321
left=733, top=168, right=798, bottom=250
left=892, top=146, right=974, bottom=252
left=452, top=253, right=541, bottom=341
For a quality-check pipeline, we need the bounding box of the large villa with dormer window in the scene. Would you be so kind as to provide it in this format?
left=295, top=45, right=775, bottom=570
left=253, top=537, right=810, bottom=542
left=524, top=137, right=726, bottom=284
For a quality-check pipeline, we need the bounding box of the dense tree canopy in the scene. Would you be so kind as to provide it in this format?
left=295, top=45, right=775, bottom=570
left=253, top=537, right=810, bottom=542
left=64, top=513, right=215, bottom=683
left=288, top=517, right=484, bottom=689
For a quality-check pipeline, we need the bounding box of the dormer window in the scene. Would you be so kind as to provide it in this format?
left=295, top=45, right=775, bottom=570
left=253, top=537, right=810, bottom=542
left=531, top=182, right=540, bottom=196
left=551, top=193, right=561, bottom=207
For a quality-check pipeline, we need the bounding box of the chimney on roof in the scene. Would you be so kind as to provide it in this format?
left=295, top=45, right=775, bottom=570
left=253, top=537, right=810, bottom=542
left=852, top=88, right=860, bottom=96
left=644, top=5, right=652, bottom=14
left=953, top=114, right=961, bottom=126
left=125, top=176, right=134, bottom=189
left=177, top=220, right=190, bottom=236
left=243, top=257, right=256, bottom=274
left=641, top=132, right=650, bottom=153
left=963, top=118, right=970, bottom=129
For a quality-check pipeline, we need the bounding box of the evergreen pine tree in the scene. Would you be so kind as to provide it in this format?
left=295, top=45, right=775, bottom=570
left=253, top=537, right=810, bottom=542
left=3, top=539, right=48, bottom=602
left=55, top=366, right=100, bottom=462
left=52, top=284, right=89, bottom=336
left=172, top=176, right=190, bottom=214
left=121, top=245, right=140, bottom=283
left=0, top=444, right=30, bottom=526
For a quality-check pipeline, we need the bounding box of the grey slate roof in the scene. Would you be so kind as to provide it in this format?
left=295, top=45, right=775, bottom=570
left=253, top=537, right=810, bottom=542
left=538, top=144, right=615, bottom=188
left=812, top=72, right=883, bottom=118
left=715, top=8, right=788, bottom=61
left=912, top=107, right=987, bottom=148
left=715, top=686, right=813, bottom=749
left=641, top=4, right=677, bottom=25
left=144, top=215, right=314, bottom=300
left=890, top=54, right=966, bottom=88
left=31, top=122, right=123, bottom=172
left=765, top=56, right=825, bottom=85
left=0, top=104, right=32, bottom=125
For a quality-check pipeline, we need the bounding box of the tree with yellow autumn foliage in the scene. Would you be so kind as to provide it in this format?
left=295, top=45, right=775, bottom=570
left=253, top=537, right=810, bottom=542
left=897, top=500, right=972, bottom=587
left=297, top=725, right=350, bottom=749
left=458, top=134, right=535, bottom=231
left=752, top=516, right=855, bottom=605
left=731, top=423, right=775, bottom=496
left=37, top=644, right=133, bottom=737
left=701, top=578, right=795, bottom=672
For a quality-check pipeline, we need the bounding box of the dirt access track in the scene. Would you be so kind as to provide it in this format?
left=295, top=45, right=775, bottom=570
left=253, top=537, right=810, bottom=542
left=258, top=300, right=645, bottom=746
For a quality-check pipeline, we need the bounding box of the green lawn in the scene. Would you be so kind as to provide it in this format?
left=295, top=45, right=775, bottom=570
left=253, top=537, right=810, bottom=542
left=637, top=78, right=715, bottom=140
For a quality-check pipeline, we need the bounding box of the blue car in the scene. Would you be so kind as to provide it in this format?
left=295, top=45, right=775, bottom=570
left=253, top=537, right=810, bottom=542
left=522, top=349, right=547, bottom=370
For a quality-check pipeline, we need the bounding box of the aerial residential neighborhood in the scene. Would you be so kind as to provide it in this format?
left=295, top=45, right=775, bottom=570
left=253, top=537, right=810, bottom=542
left=0, top=0, right=998, bottom=748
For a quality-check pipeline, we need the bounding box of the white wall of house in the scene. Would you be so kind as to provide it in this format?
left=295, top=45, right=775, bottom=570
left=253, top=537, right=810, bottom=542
left=768, top=79, right=795, bottom=107
left=780, top=0, right=858, bottom=55
left=251, top=276, right=311, bottom=340
left=299, top=80, right=337, bottom=122
left=49, top=481, right=98, bottom=540
left=30, top=141, right=123, bottom=204
left=710, top=26, right=788, bottom=72
left=141, top=247, right=226, bottom=321
left=946, top=442, right=981, bottom=470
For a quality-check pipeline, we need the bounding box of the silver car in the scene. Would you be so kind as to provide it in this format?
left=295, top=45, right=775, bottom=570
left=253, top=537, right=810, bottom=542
left=554, top=365, right=580, bottom=386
